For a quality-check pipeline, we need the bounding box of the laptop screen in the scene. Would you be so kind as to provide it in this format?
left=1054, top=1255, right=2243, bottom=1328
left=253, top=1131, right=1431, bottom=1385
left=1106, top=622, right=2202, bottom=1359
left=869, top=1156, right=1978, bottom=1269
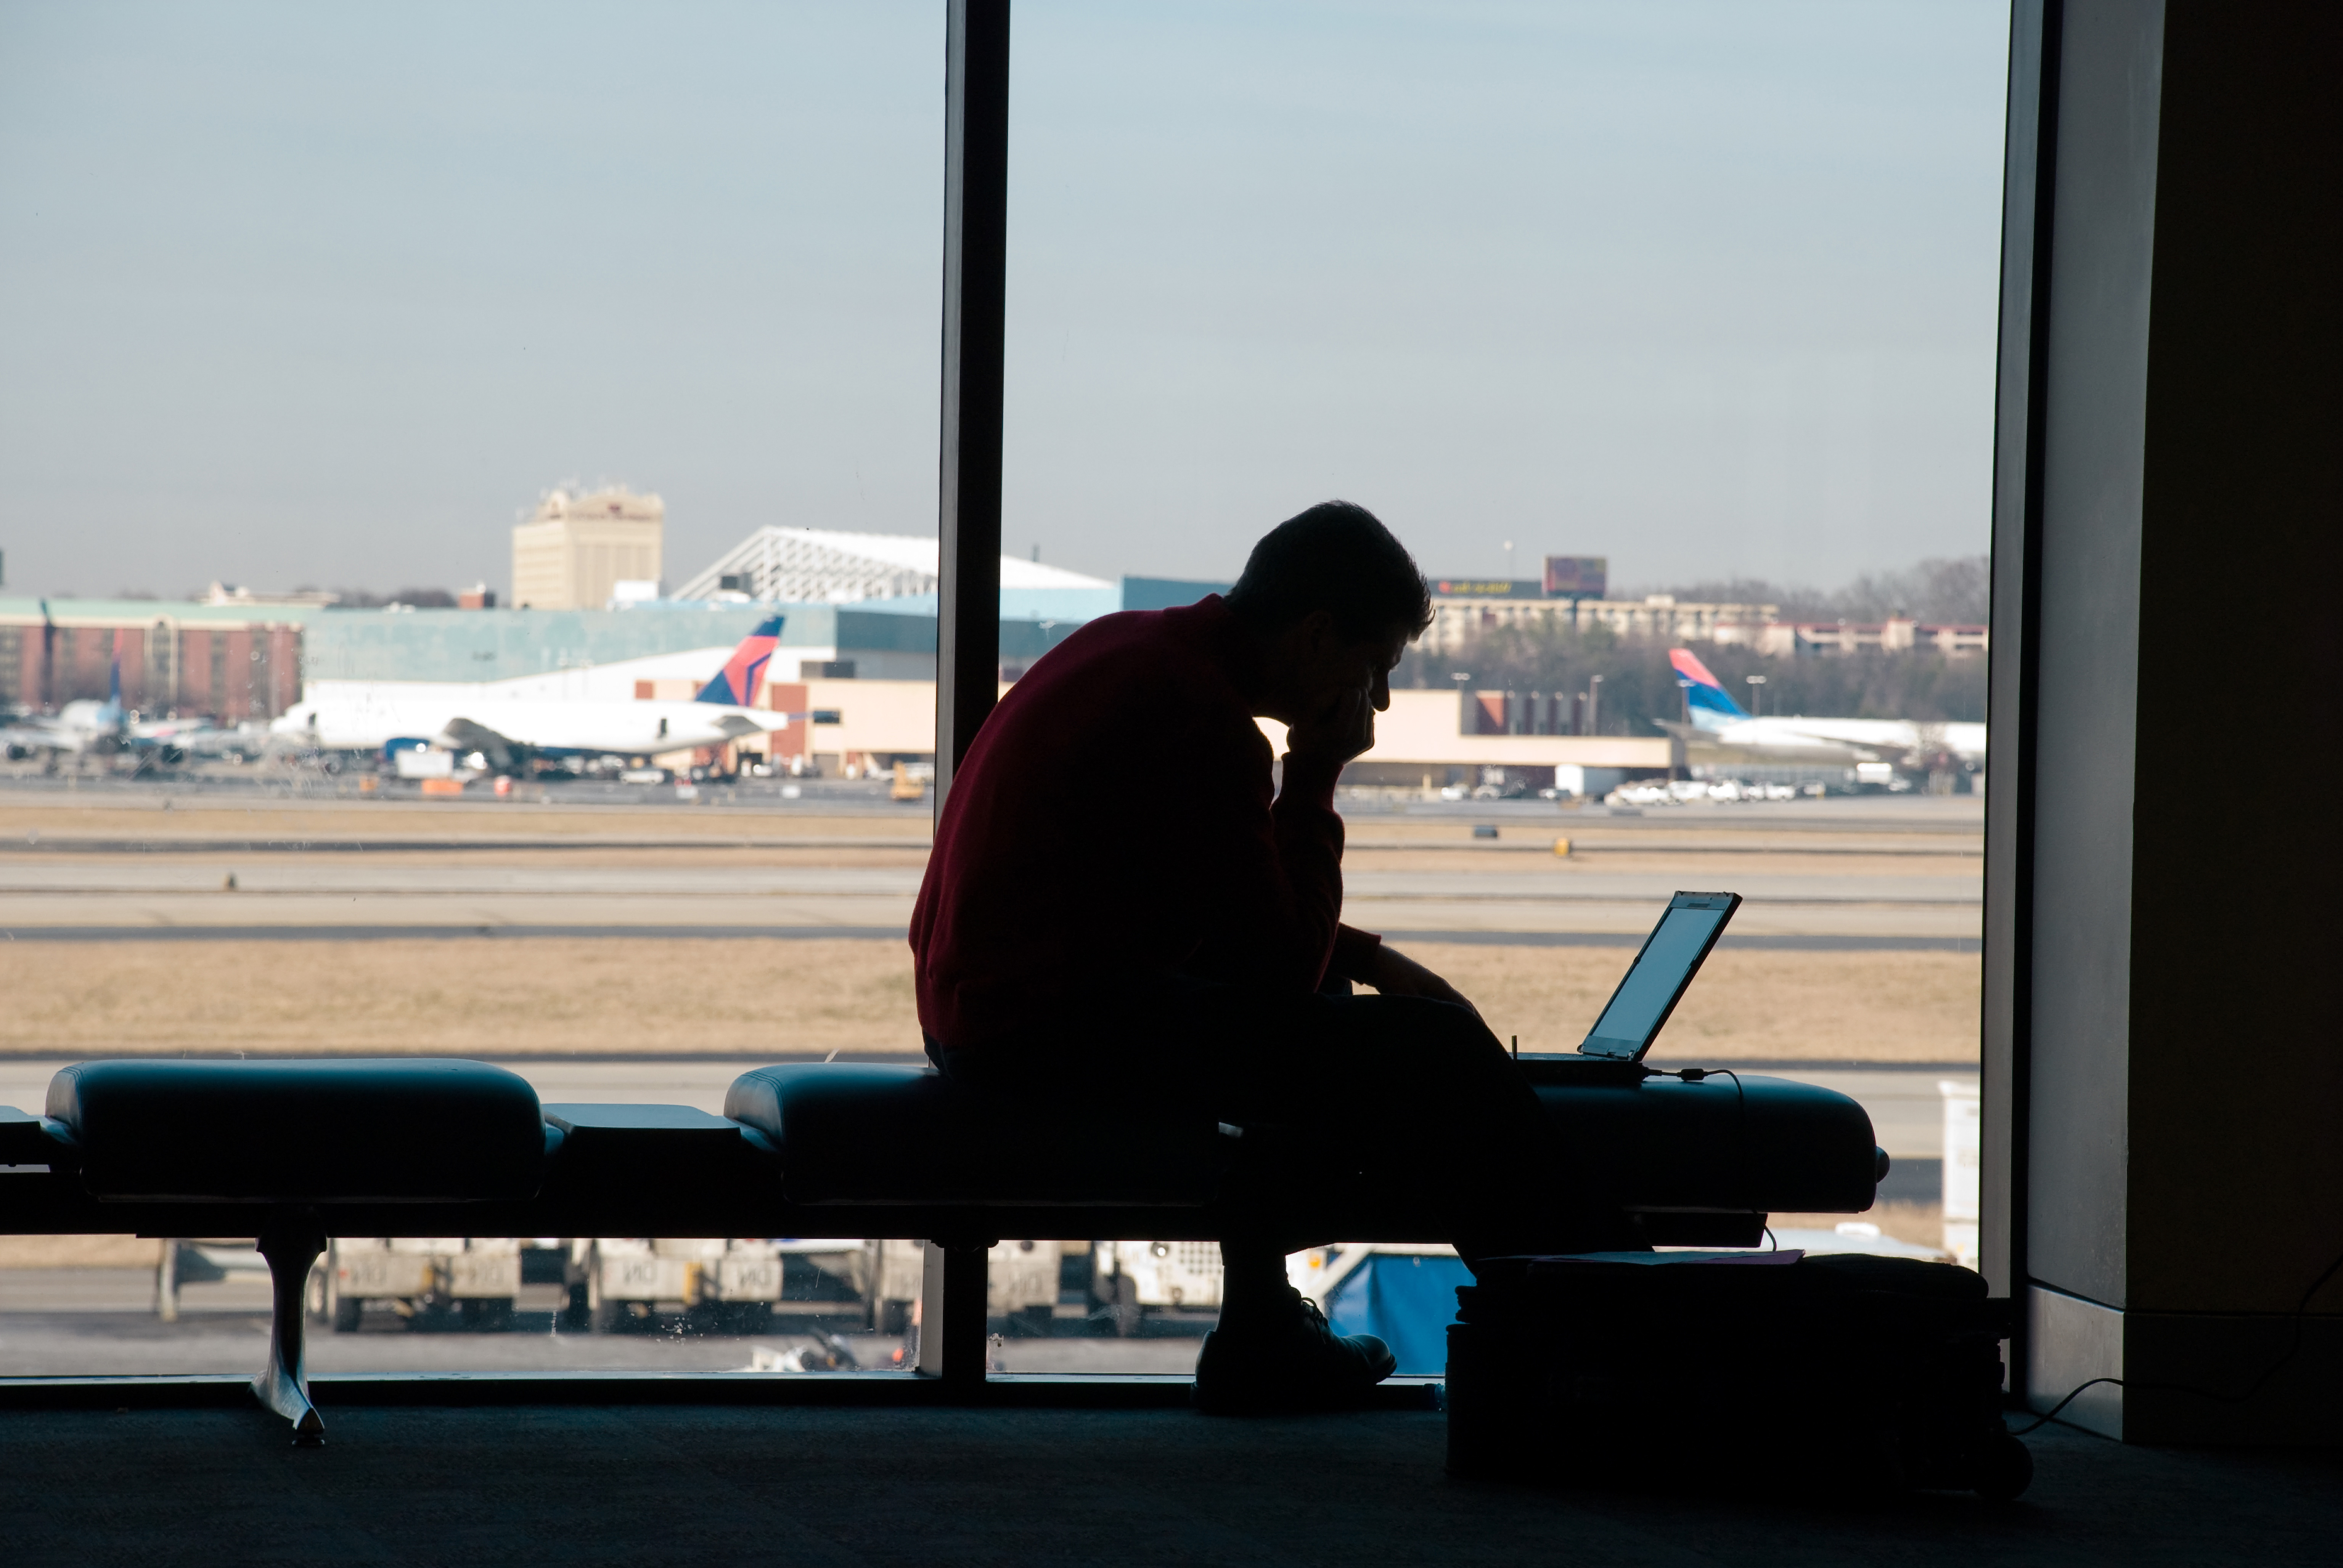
left=1579, top=900, right=1734, bottom=1058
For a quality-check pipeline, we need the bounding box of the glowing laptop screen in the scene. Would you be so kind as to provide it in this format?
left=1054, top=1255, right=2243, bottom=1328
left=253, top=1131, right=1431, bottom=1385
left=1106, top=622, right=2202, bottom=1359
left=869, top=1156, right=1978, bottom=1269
left=1579, top=903, right=1731, bottom=1058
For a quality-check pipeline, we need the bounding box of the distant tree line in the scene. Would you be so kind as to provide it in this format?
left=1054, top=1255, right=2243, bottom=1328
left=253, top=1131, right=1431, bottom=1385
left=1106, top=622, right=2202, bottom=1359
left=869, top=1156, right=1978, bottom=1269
left=314, top=586, right=460, bottom=608
left=1626, top=555, right=1990, bottom=626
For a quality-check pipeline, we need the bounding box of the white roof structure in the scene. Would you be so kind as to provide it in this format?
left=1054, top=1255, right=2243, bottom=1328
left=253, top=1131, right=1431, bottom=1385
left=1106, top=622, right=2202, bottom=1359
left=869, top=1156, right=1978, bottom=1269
left=673, top=528, right=1110, bottom=605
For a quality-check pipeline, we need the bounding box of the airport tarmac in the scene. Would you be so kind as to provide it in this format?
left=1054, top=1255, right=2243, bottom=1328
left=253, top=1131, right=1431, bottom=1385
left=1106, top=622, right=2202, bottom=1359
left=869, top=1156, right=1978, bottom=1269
left=0, top=1280, right=1203, bottom=1379
left=0, top=894, right=1977, bottom=939
left=0, top=860, right=1979, bottom=904
left=0, top=785, right=1978, bottom=1379
left=0, top=788, right=1983, bottom=940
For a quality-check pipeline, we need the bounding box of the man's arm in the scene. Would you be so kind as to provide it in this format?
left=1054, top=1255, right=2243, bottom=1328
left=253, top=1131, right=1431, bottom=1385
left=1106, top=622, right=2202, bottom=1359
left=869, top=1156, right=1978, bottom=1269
left=1330, top=918, right=1480, bottom=1013
left=1165, top=715, right=1347, bottom=993
left=1180, top=683, right=1366, bottom=992
left=1362, top=943, right=1480, bottom=1014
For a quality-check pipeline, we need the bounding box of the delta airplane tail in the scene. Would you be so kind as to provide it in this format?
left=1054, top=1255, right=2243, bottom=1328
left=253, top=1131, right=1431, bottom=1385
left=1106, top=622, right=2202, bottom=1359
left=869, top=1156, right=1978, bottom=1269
left=694, top=617, right=784, bottom=706
left=88, top=632, right=126, bottom=730
left=1670, top=648, right=1748, bottom=732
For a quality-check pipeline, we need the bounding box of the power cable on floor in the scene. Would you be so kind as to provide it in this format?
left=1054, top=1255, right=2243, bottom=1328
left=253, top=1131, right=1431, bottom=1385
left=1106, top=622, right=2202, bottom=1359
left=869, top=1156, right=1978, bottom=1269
left=2016, top=1242, right=2343, bottom=1433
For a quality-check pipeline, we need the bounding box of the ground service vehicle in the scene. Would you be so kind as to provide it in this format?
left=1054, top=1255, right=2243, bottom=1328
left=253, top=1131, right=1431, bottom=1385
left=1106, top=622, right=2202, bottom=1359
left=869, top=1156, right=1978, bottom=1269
left=1093, top=1240, right=1224, bottom=1334
left=866, top=1238, right=1065, bottom=1334
left=309, top=1237, right=521, bottom=1331
left=568, top=1238, right=873, bottom=1331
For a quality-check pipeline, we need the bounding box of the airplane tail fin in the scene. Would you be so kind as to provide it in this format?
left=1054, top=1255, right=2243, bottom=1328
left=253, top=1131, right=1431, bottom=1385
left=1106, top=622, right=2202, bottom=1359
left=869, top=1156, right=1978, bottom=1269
left=105, top=632, right=124, bottom=716
left=1669, top=647, right=1748, bottom=732
left=696, top=616, right=784, bottom=706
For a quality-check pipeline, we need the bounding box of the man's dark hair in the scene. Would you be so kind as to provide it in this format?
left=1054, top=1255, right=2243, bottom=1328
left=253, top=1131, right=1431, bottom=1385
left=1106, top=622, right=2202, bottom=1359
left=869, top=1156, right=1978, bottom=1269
left=1225, top=501, right=1433, bottom=642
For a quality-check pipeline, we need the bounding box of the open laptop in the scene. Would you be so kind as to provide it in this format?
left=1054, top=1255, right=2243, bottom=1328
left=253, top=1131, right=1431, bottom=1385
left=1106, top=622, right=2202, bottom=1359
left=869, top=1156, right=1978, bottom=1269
left=1518, top=891, right=1742, bottom=1083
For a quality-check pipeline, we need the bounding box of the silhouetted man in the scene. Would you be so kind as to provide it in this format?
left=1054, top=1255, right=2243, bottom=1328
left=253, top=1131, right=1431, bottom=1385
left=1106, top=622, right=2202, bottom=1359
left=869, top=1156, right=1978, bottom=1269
left=912, top=501, right=1597, bottom=1411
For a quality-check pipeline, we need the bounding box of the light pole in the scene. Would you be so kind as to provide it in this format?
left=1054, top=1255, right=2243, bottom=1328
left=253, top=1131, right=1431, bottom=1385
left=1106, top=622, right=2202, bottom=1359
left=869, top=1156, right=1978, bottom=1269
left=1450, top=670, right=1477, bottom=746
left=1745, top=673, right=1766, bottom=717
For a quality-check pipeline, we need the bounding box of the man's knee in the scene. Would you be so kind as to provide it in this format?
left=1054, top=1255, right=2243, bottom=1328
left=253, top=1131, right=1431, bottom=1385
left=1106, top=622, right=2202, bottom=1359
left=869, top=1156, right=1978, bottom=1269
left=1357, top=994, right=1508, bottom=1074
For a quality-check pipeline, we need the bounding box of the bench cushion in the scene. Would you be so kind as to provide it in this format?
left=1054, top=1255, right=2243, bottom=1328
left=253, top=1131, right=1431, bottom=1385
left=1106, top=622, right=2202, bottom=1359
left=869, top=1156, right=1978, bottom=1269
left=47, top=1058, right=547, bottom=1203
left=1535, top=1073, right=1882, bottom=1215
left=725, top=1063, right=1228, bottom=1206
left=728, top=1063, right=1880, bottom=1218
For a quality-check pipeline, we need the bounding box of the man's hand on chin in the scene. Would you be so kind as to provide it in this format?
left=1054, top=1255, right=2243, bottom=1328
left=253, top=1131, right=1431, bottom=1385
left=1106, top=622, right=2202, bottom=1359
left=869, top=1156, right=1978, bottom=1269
left=1284, top=683, right=1376, bottom=766
left=1367, top=944, right=1479, bottom=1015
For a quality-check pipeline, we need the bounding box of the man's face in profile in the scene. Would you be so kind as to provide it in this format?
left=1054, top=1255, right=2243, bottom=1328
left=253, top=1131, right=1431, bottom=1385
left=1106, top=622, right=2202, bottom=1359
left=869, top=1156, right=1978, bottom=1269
left=1284, top=613, right=1403, bottom=709
left=1269, top=613, right=1409, bottom=760
left=1338, top=632, right=1406, bottom=716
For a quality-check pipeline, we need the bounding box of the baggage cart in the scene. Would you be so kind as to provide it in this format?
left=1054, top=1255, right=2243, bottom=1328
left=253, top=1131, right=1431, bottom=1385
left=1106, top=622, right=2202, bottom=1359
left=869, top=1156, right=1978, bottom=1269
left=310, top=1237, right=521, bottom=1331
left=1094, top=1239, right=1222, bottom=1335
left=864, top=1238, right=1063, bottom=1335
left=569, top=1238, right=870, bottom=1332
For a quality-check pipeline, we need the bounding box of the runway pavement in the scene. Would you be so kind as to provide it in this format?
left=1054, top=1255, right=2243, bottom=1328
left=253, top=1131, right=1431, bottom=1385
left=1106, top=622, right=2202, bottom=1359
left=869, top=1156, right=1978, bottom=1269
left=0, top=789, right=1983, bottom=940
left=0, top=895, right=1975, bottom=939
left=0, top=860, right=1978, bottom=904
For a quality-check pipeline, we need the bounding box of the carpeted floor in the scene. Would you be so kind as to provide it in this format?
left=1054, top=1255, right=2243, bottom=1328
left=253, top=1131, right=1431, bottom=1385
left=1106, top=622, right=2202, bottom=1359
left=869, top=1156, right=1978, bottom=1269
left=1, top=1402, right=2337, bottom=1567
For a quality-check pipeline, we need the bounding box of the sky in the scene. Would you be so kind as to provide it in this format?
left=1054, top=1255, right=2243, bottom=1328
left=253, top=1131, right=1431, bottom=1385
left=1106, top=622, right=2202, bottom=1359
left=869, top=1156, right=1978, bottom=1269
left=0, top=0, right=2012, bottom=601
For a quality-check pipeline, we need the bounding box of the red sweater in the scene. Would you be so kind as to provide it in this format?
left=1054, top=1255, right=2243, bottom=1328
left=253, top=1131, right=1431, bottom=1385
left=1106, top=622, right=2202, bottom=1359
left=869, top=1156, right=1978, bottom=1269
left=910, top=596, right=1381, bottom=1050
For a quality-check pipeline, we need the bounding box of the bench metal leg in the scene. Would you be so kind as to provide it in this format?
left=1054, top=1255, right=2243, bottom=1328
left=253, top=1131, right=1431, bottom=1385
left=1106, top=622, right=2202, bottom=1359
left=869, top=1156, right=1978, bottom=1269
left=916, top=1240, right=990, bottom=1391
left=254, top=1225, right=328, bottom=1445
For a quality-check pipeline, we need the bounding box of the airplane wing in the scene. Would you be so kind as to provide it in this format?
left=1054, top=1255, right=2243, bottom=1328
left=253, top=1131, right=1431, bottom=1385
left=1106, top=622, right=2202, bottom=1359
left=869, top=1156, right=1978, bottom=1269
left=438, top=716, right=522, bottom=772
left=1, top=716, right=81, bottom=755
left=172, top=725, right=270, bottom=758
left=0, top=722, right=56, bottom=756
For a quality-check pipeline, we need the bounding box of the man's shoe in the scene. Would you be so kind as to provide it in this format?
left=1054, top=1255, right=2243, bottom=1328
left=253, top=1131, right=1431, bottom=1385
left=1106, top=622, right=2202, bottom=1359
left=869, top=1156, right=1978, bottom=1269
left=1192, top=1290, right=1398, bottom=1415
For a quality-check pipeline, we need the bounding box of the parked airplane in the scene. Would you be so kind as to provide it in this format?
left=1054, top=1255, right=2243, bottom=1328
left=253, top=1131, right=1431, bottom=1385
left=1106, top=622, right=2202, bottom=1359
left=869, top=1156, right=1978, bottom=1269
left=1663, top=648, right=1986, bottom=766
left=131, top=716, right=272, bottom=764
left=270, top=617, right=791, bottom=769
left=0, top=624, right=127, bottom=756
left=2, top=649, right=271, bottom=766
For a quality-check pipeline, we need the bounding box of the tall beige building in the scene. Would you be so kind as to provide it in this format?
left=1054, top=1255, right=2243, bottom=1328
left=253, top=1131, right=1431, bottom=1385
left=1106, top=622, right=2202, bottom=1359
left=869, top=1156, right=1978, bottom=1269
left=510, top=487, right=665, bottom=609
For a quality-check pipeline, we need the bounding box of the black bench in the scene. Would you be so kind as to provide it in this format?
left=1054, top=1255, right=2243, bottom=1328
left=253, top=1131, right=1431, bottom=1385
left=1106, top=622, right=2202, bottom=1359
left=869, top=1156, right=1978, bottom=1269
left=1, top=1056, right=1885, bottom=1441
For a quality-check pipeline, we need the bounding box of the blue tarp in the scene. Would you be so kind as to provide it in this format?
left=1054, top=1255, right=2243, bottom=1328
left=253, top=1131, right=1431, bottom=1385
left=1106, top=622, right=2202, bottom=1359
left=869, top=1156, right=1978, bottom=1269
left=1322, top=1251, right=1474, bottom=1375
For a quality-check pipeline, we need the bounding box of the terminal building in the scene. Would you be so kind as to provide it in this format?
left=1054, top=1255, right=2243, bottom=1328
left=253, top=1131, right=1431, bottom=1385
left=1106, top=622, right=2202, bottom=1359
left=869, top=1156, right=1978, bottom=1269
left=0, top=597, right=322, bottom=720
left=674, top=525, right=1122, bottom=623
left=1713, top=617, right=1991, bottom=658
left=509, top=486, right=665, bottom=610
left=1421, top=583, right=1781, bottom=658
left=1421, top=582, right=1988, bottom=661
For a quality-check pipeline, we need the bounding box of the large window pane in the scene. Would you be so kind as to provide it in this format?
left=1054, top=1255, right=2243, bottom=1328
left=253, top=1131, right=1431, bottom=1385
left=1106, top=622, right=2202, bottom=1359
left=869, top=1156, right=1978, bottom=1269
left=998, top=0, right=2007, bottom=1307
left=0, top=2, right=950, bottom=1377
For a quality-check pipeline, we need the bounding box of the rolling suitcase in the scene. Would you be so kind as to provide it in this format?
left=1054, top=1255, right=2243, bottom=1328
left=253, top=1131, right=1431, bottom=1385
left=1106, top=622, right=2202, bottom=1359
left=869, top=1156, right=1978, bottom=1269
left=1445, top=1250, right=2032, bottom=1499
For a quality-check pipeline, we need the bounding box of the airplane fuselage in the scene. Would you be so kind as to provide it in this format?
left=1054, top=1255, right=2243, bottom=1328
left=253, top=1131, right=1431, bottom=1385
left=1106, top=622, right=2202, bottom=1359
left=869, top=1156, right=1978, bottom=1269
left=1699, top=715, right=1986, bottom=764
left=2, top=700, right=124, bottom=754
left=273, top=686, right=780, bottom=758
